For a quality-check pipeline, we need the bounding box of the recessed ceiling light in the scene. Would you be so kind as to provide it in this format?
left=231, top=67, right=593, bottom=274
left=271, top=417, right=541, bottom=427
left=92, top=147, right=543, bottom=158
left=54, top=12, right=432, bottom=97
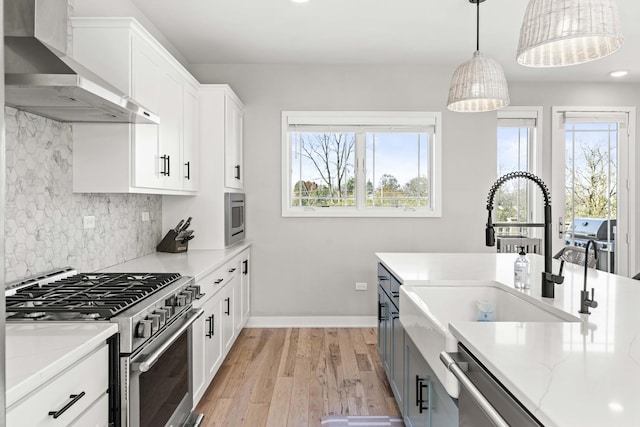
left=609, top=70, right=628, bottom=78
left=291, top=0, right=309, bottom=3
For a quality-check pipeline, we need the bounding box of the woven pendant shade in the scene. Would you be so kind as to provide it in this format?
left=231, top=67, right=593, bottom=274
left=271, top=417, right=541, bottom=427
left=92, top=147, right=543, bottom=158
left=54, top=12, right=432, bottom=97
left=517, top=0, right=624, bottom=67
left=447, top=51, right=510, bottom=112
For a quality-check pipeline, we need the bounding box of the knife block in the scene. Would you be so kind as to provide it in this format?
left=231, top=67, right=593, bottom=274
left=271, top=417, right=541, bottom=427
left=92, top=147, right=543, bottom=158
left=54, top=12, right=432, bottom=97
left=157, top=230, right=189, bottom=253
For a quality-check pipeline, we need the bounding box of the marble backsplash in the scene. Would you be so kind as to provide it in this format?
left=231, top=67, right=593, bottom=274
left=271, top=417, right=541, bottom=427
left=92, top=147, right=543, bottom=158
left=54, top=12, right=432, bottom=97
left=5, top=107, right=163, bottom=283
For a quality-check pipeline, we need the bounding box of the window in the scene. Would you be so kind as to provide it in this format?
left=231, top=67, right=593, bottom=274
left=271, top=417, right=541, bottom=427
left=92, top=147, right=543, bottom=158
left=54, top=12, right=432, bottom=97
left=282, top=111, right=442, bottom=217
left=495, top=107, right=542, bottom=237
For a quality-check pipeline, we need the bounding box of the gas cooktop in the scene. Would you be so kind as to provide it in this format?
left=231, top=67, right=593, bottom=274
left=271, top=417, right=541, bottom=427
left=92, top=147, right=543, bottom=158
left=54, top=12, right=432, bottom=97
left=6, top=272, right=182, bottom=321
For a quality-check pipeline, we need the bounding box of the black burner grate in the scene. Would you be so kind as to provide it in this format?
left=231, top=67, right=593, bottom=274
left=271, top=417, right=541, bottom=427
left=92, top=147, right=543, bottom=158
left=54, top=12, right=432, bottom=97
left=6, top=272, right=181, bottom=319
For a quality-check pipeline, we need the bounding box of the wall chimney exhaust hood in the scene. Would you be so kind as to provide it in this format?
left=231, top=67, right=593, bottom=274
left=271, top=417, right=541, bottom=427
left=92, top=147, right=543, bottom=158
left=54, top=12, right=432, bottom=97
left=4, top=0, right=159, bottom=124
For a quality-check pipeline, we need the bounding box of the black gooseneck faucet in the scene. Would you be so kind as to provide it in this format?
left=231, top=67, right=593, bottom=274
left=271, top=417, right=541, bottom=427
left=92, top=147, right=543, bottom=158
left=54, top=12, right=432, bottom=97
left=485, top=171, right=564, bottom=298
left=579, top=239, right=599, bottom=314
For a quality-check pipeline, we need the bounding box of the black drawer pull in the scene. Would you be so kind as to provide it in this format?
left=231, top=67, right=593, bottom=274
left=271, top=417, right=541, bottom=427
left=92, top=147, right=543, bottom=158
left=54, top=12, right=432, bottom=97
left=48, top=392, right=86, bottom=419
left=391, top=311, right=399, bottom=320
left=378, top=276, right=389, bottom=281
left=234, top=164, right=241, bottom=179
left=391, top=291, right=400, bottom=298
left=214, top=278, right=223, bottom=284
left=228, top=268, right=236, bottom=273
left=416, top=376, right=429, bottom=413
left=225, top=297, right=231, bottom=315
left=206, top=315, right=215, bottom=338
left=242, top=259, right=249, bottom=275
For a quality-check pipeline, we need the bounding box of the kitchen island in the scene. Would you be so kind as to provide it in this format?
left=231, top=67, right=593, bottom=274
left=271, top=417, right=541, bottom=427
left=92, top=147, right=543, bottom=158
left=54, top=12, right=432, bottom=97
left=377, top=252, right=640, bottom=427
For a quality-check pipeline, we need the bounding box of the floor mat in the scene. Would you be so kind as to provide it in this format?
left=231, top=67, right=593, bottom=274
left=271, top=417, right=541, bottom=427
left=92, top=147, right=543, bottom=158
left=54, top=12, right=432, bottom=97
left=320, top=415, right=404, bottom=426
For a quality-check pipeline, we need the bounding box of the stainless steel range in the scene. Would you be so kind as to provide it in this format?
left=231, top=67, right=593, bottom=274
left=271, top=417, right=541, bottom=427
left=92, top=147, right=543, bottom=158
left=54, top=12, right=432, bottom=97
left=6, top=270, right=205, bottom=427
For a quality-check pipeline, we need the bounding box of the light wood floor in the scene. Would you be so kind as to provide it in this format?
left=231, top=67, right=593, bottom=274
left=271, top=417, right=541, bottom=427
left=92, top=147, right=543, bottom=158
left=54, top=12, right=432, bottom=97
left=195, top=328, right=400, bottom=427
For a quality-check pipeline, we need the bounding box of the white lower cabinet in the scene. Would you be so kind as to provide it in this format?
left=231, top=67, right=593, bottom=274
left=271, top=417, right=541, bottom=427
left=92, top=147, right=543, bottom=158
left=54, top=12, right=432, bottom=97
left=222, top=274, right=238, bottom=354
left=192, top=247, right=251, bottom=406
left=7, top=344, right=109, bottom=427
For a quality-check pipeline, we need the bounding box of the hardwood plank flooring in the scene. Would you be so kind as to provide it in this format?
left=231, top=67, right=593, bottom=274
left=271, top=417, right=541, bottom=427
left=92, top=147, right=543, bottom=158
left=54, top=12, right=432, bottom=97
left=195, top=328, right=399, bottom=427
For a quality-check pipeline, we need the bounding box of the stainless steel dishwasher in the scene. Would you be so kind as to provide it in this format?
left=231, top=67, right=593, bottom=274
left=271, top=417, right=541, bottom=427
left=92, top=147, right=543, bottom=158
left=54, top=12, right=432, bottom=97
left=441, top=344, right=543, bottom=427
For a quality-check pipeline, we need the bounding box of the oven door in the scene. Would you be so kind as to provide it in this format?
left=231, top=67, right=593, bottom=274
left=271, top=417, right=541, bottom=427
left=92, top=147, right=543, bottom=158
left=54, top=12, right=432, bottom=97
left=124, top=307, right=204, bottom=427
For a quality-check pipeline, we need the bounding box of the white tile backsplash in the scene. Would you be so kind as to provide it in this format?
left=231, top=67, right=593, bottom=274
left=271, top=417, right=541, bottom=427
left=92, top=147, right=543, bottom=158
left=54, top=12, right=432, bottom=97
left=5, top=107, right=162, bottom=283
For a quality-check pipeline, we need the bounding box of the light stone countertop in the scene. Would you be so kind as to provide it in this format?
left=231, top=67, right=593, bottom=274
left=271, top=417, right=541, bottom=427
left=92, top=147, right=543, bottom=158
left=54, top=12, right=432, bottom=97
left=6, top=322, right=118, bottom=408
left=99, top=242, right=251, bottom=280
left=377, top=252, right=640, bottom=427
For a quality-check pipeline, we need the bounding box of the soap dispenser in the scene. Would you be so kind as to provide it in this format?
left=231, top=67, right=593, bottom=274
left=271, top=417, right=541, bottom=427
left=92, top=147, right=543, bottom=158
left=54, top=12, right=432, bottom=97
left=514, top=246, right=530, bottom=289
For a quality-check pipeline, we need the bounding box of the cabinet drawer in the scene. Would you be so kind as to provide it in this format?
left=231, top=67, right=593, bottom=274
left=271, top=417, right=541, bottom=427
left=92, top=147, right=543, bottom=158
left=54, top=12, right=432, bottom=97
left=7, top=345, right=109, bottom=427
left=69, top=392, right=109, bottom=427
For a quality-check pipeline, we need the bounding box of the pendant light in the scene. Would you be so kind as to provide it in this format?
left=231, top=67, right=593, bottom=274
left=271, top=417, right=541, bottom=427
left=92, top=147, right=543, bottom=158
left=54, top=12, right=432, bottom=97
left=447, top=0, right=510, bottom=113
left=517, top=0, right=624, bottom=67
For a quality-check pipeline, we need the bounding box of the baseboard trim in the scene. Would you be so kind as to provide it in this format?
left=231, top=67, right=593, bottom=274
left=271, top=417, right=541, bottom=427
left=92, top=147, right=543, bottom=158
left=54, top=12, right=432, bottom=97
left=245, top=316, right=377, bottom=328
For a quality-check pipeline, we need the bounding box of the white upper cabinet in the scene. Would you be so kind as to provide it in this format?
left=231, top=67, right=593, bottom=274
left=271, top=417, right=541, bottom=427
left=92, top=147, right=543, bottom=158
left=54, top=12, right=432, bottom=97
left=224, top=95, right=244, bottom=190
left=183, top=83, right=199, bottom=191
left=70, top=18, right=199, bottom=194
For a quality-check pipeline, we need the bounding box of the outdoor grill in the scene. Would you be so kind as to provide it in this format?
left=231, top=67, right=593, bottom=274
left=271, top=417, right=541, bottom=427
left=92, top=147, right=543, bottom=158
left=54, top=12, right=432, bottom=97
left=565, top=217, right=616, bottom=272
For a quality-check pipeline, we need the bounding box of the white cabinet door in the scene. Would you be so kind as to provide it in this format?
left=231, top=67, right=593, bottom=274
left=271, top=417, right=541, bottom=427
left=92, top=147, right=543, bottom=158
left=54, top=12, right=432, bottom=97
left=204, top=291, right=223, bottom=380
left=132, top=33, right=161, bottom=113
left=240, top=251, right=250, bottom=330
left=182, top=84, right=199, bottom=191
left=224, top=96, right=244, bottom=190
left=221, top=276, right=237, bottom=353
left=132, top=124, right=161, bottom=189
left=158, top=69, right=184, bottom=191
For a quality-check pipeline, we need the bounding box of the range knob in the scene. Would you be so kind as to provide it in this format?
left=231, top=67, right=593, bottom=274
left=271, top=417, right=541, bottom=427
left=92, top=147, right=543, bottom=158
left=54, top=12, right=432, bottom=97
left=186, top=285, right=201, bottom=300
left=135, top=319, right=153, bottom=338
left=162, top=305, right=174, bottom=317
left=176, top=295, right=187, bottom=306
left=155, top=308, right=168, bottom=326
left=180, top=291, right=193, bottom=304
left=148, top=314, right=161, bottom=333
left=166, top=295, right=177, bottom=307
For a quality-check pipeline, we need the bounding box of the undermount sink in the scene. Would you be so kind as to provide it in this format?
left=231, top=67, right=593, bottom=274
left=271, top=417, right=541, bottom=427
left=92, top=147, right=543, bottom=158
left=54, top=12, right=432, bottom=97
left=400, top=281, right=580, bottom=398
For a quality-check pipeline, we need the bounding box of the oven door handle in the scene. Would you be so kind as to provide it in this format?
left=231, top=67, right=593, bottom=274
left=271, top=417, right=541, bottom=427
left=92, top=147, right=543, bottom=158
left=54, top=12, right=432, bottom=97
left=132, top=308, right=204, bottom=373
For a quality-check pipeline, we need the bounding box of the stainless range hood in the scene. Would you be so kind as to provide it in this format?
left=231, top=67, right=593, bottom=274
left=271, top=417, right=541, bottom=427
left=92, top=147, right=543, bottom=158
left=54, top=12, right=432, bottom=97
left=4, top=0, right=159, bottom=124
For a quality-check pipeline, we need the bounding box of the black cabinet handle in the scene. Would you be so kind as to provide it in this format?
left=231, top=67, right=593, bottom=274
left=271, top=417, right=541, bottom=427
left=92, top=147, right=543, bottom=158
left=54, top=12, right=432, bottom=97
left=378, top=276, right=389, bottom=281
left=214, top=278, right=224, bottom=284
left=228, top=267, right=236, bottom=273
left=391, top=291, right=400, bottom=298
left=242, top=259, right=248, bottom=275
left=391, top=311, right=399, bottom=320
left=206, top=315, right=215, bottom=338
left=161, top=155, right=171, bottom=176
left=378, top=302, right=387, bottom=322
left=48, top=392, right=86, bottom=419
left=225, top=297, right=230, bottom=315
left=416, top=376, right=429, bottom=413
left=185, top=161, right=191, bottom=180
left=234, top=164, right=240, bottom=179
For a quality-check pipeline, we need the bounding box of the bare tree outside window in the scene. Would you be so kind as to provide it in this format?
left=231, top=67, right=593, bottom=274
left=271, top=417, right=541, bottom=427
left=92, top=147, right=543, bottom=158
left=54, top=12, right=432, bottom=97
left=292, top=132, right=356, bottom=206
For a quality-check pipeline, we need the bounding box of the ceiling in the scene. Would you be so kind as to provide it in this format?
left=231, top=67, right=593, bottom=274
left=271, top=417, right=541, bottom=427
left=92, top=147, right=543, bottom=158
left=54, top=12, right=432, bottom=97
left=130, top=0, right=640, bottom=83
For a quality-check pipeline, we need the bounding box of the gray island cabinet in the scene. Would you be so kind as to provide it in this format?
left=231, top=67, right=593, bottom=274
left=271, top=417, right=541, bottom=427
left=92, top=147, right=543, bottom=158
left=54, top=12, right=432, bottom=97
left=377, top=262, right=458, bottom=427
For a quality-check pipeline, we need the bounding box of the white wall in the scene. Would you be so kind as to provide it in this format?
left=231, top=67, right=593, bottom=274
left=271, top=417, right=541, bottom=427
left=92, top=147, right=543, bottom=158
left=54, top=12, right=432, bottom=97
left=190, top=64, right=499, bottom=317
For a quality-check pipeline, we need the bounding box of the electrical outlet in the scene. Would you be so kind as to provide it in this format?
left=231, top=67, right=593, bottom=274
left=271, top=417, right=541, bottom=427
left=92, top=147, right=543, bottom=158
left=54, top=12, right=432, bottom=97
left=355, top=282, right=368, bottom=291
left=83, top=215, right=96, bottom=229
left=141, top=211, right=150, bottom=221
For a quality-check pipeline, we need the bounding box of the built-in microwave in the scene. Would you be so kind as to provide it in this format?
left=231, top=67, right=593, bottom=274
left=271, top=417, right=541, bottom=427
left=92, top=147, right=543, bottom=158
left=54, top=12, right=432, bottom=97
left=224, top=192, right=245, bottom=246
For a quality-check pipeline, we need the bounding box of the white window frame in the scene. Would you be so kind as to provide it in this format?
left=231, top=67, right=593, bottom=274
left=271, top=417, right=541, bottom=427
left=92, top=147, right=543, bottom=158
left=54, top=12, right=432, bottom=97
left=496, top=106, right=543, bottom=232
left=281, top=111, right=442, bottom=218
left=551, top=106, right=636, bottom=276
